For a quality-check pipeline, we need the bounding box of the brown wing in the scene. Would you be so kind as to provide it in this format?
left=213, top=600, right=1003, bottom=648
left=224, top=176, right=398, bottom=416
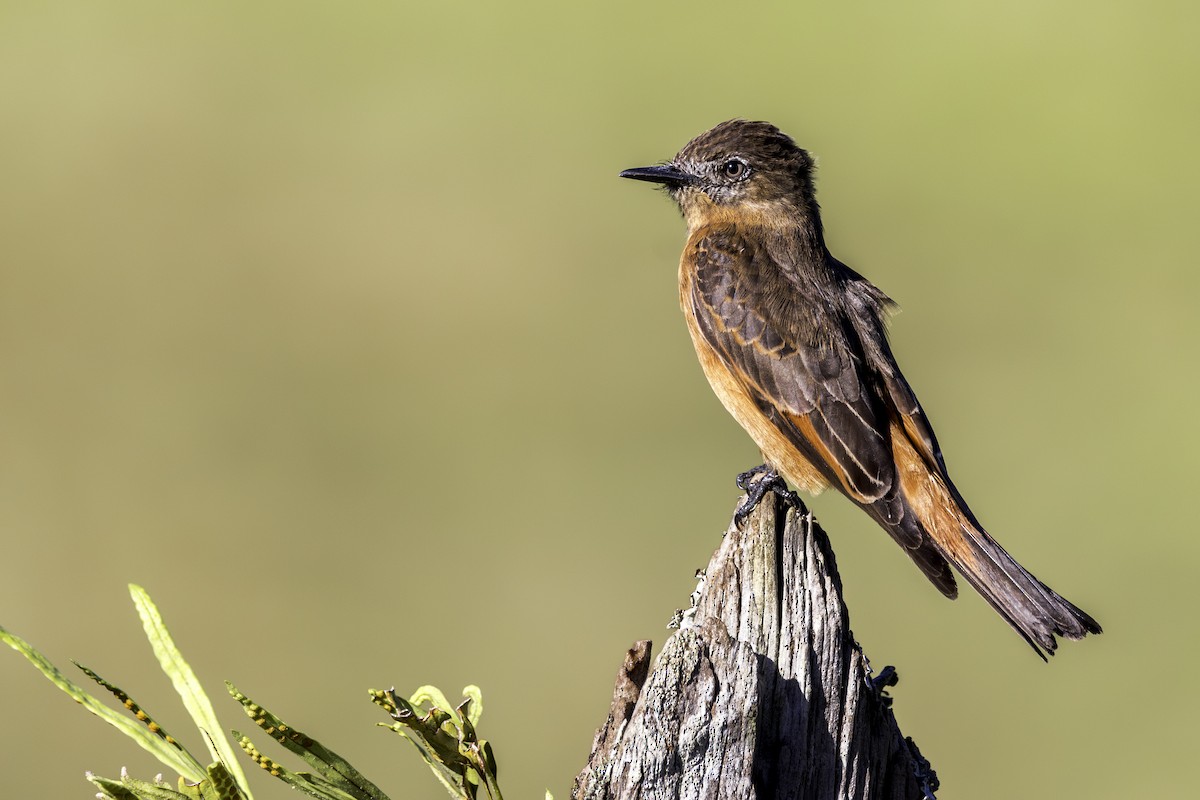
left=689, top=230, right=896, bottom=506
left=687, top=231, right=957, bottom=593
left=840, top=267, right=1102, bottom=647
left=836, top=259, right=985, bottom=531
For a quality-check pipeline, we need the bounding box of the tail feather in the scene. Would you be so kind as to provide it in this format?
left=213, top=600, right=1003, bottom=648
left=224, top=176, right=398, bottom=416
left=885, top=428, right=1101, bottom=658
left=952, top=522, right=1101, bottom=658
left=862, top=494, right=958, bottom=599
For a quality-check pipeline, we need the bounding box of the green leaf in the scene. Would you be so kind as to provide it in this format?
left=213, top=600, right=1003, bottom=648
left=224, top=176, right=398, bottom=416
left=129, top=584, right=253, bottom=799
left=86, top=767, right=247, bottom=800
left=0, top=624, right=205, bottom=782
left=74, top=661, right=188, bottom=753
left=459, top=686, right=483, bottom=727
left=374, top=686, right=502, bottom=800
left=409, top=685, right=458, bottom=724
left=228, top=685, right=389, bottom=800
left=87, top=769, right=199, bottom=800
left=205, top=762, right=249, bottom=800
left=233, top=730, right=381, bottom=800
left=87, top=773, right=146, bottom=800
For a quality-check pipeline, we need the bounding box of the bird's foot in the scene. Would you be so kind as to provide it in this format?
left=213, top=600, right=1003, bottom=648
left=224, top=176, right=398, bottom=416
left=735, top=463, right=773, bottom=491
left=734, top=464, right=798, bottom=526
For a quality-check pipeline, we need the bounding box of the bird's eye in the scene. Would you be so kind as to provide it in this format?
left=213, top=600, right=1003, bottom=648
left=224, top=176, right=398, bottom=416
left=722, top=159, right=748, bottom=179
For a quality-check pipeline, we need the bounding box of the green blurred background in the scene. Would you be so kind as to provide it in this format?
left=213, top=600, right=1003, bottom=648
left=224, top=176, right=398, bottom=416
left=1, top=1, right=1196, bottom=797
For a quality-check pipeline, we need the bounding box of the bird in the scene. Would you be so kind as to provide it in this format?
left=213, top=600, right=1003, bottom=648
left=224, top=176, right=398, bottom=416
left=619, top=119, right=1100, bottom=658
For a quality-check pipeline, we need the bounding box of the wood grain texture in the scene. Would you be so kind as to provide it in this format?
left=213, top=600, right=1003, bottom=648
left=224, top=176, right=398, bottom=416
left=572, top=494, right=936, bottom=800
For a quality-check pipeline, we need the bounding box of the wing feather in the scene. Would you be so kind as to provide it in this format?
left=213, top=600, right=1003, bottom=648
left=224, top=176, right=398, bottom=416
left=690, top=231, right=893, bottom=504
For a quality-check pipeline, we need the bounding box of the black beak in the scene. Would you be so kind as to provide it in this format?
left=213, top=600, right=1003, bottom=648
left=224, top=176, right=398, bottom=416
left=619, top=164, right=693, bottom=187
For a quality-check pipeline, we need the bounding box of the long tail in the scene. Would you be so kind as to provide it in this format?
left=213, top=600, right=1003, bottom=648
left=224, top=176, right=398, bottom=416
left=877, top=431, right=1102, bottom=659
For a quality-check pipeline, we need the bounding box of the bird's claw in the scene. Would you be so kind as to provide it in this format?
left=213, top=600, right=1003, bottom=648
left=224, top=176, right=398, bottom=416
left=735, top=463, right=771, bottom=491
left=734, top=464, right=798, bottom=526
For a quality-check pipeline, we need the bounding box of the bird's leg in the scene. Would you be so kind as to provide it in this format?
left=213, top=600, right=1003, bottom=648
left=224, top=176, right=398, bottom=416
left=734, top=463, right=798, bottom=525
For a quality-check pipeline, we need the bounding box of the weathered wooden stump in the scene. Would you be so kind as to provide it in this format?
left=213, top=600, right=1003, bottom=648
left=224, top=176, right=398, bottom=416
left=572, top=494, right=936, bottom=800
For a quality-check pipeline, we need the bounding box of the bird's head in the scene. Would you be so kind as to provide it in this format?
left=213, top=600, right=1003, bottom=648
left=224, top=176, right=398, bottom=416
left=620, top=119, right=819, bottom=233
